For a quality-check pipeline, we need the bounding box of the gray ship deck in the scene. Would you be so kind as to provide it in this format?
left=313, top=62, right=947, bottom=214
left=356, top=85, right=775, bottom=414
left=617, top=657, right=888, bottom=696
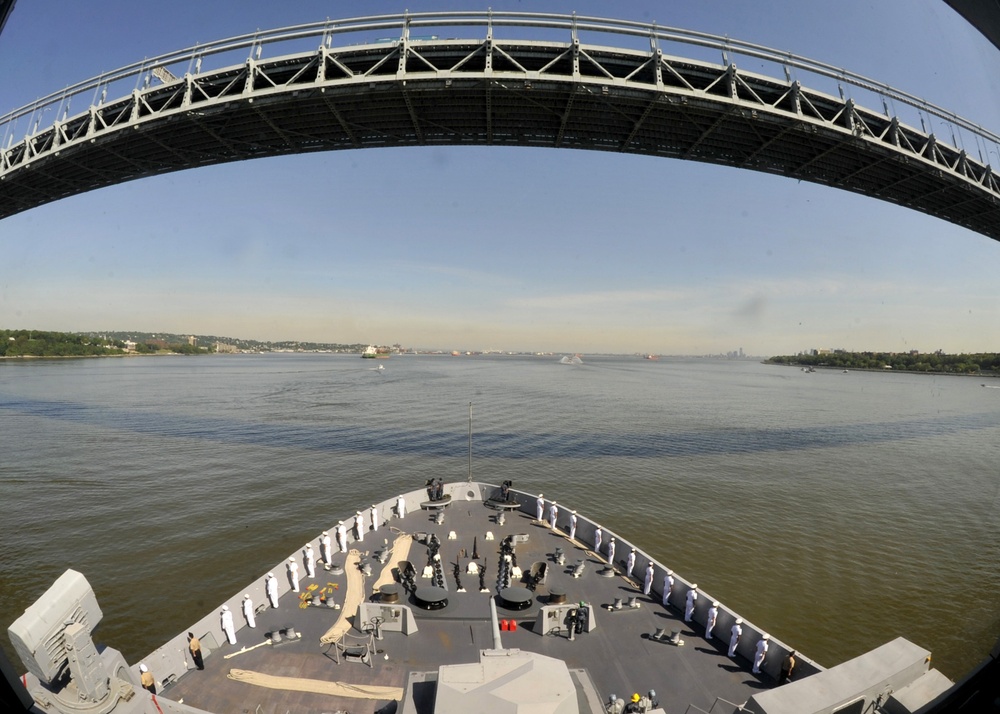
left=160, top=494, right=774, bottom=714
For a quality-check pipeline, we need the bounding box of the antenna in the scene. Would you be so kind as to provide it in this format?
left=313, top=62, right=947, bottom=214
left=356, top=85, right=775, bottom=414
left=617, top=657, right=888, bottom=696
left=467, top=401, right=473, bottom=482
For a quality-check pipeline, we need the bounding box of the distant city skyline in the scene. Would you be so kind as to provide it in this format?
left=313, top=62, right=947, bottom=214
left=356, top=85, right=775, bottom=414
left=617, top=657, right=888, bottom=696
left=1, top=1, right=999, bottom=355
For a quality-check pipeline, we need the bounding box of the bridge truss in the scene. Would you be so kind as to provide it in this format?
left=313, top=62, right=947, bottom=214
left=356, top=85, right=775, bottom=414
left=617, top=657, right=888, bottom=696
left=2, top=11, right=1000, bottom=240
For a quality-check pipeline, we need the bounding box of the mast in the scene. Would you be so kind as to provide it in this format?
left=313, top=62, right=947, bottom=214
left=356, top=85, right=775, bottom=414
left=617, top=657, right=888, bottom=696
left=468, top=401, right=472, bottom=482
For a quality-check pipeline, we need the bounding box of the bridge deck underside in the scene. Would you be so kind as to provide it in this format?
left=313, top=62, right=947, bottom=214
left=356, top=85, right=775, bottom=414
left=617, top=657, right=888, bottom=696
left=3, top=40, right=998, bottom=239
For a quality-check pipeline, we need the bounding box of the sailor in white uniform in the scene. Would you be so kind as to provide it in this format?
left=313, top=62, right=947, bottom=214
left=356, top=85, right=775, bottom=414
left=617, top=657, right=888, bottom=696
left=606, top=537, right=616, bottom=565
left=303, top=544, right=315, bottom=578
left=569, top=511, right=578, bottom=540
left=320, top=531, right=332, bottom=565
left=265, top=572, right=279, bottom=608
left=643, top=561, right=654, bottom=595
left=336, top=521, right=348, bottom=553
left=684, top=584, right=698, bottom=622
left=753, top=634, right=770, bottom=673
left=705, top=601, right=719, bottom=639
left=594, top=526, right=603, bottom=554
left=728, top=618, right=743, bottom=658
left=548, top=501, right=559, bottom=529
left=242, top=594, right=256, bottom=628
left=370, top=504, right=379, bottom=532
left=354, top=511, right=365, bottom=543
left=396, top=495, right=406, bottom=519
left=626, top=548, right=636, bottom=578
left=287, top=556, right=300, bottom=593
left=662, top=569, right=674, bottom=607
left=220, top=605, right=236, bottom=644
left=536, top=494, right=545, bottom=521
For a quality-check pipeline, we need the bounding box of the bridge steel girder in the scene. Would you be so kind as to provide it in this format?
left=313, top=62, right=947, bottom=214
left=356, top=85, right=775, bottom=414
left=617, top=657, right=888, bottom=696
left=2, top=37, right=1000, bottom=240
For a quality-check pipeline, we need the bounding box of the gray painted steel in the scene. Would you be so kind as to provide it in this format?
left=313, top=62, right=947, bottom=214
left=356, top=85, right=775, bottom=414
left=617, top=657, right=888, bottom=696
left=2, top=12, right=1000, bottom=240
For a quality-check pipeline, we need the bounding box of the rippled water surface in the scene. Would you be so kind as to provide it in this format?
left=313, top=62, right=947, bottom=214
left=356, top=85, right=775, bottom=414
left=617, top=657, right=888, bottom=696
left=1, top=354, right=998, bottom=679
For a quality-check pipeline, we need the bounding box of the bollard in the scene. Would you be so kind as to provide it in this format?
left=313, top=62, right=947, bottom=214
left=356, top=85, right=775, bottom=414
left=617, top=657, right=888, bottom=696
left=509, top=619, right=517, bottom=631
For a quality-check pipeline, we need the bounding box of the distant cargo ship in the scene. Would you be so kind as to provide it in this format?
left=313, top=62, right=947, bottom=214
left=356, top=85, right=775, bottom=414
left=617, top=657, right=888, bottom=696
left=361, top=345, right=390, bottom=359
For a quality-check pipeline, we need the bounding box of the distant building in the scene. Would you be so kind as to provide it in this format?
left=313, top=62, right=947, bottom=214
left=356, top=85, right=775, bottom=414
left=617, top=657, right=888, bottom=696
left=215, top=342, right=237, bottom=353
left=188, top=336, right=197, bottom=346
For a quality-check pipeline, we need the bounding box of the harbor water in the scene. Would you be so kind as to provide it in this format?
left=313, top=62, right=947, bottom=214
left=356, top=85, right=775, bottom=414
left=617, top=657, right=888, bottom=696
left=1, top=354, right=998, bottom=681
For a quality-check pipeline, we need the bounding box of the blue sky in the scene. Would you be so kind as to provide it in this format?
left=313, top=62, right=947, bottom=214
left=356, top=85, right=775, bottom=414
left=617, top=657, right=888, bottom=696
left=1, top=1, right=999, bottom=355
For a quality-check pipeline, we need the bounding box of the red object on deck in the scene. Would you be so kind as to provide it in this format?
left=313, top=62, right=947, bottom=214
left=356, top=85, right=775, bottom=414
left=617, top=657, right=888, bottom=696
left=510, top=619, right=518, bottom=631
left=500, top=619, right=509, bottom=631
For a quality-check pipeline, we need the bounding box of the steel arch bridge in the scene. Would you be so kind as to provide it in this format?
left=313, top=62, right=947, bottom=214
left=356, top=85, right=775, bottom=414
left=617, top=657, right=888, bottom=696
left=3, top=11, right=1000, bottom=240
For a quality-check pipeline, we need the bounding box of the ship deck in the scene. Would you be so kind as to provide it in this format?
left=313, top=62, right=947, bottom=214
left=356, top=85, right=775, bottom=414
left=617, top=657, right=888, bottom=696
left=160, top=494, right=774, bottom=714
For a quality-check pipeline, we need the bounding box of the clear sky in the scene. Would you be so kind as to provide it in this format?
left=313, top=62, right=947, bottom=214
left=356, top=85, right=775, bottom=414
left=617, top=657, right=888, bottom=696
left=1, top=1, right=999, bottom=355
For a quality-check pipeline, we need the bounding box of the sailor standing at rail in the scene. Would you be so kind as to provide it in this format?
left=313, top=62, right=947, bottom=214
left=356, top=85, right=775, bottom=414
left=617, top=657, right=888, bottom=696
left=336, top=521, right=348, bottom=553
left=370, top=504, right=379, bottom=532
left=728, top=618, right=743, bottom=658
left=396, top=495, right=406, bottom=519
left=594, top=526, right=603, bottom=554
left=684, top=584, right=698, bottom=622
left=265, top=572, right=279, bottom=608
left=643, top=561, right=654, bottom=595
left=536, top=493, right=545, bottom=521
left=242, top=594, right=256, bottom=628
left=549, top=501, right=559, bottom=529
left=569, top=510, right=578, bottom=540
left=753, top=634, right=770, bottom=674
left=662, top=569, right=674, bottom=607
left=626, top=548, right=636, bottom=578
left=607, top=537, right=616, bottom=566
left=287, top=556, right=300, bottom=593
left=220, top=605, right=236, bottom=645
left=320, top=531, right=332, bottom=566
left=139, top=663, right=155, bottom=693
left=354, top=511, right=365, bottom=543
left=303, top=544, right=315, bottom=578
left=705, top=601, right=719, bottom=639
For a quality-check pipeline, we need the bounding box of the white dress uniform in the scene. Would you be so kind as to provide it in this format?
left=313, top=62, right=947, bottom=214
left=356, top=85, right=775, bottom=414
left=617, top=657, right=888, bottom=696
left=753, top=635, right=770, bottom=674
left=548, top=502, right=558, bottom=529
left=221, top=606, right=236, bottom=644
left=287, top=557, right=300, bottom=593
left=370, top=505, right=379, bottom=532
left=242, top=594, right=256, bottom=628
left=626, top=549, right=636, bottom=578
left=396, top=495, right=406, bottom=519
left=536, top=494, right=545, bottom=521
left=265, top=572, right=279, bottom=608
left=662, top=571, right=674, bottom=607
left=685, top=586, right=698, bottom=621
left=706, top=602, right=719, bottom=639
left=728, top=619, right=743, bottom=658
left=643, top=562, right=654, bottom=595
left=336, top=522, right=348, bottom=553
left=607, top=538, right=616, bottom=565
left=320, top=531, right=332, bottom=565
left=569, top=511, right=578, bottom=540
left=354, top=511, right=365, bottom=543
left=303, top=544, right=315, bottom=578
left=594, top=527, right=603, bottom=553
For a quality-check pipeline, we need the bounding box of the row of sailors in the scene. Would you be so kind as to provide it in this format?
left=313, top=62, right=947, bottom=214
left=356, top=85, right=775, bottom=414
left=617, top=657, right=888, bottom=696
left=535, top=492, right=788, bottom=678
left=210, top=496, right=413, bottom=650
left=218, top=491, right=787, bottom=678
